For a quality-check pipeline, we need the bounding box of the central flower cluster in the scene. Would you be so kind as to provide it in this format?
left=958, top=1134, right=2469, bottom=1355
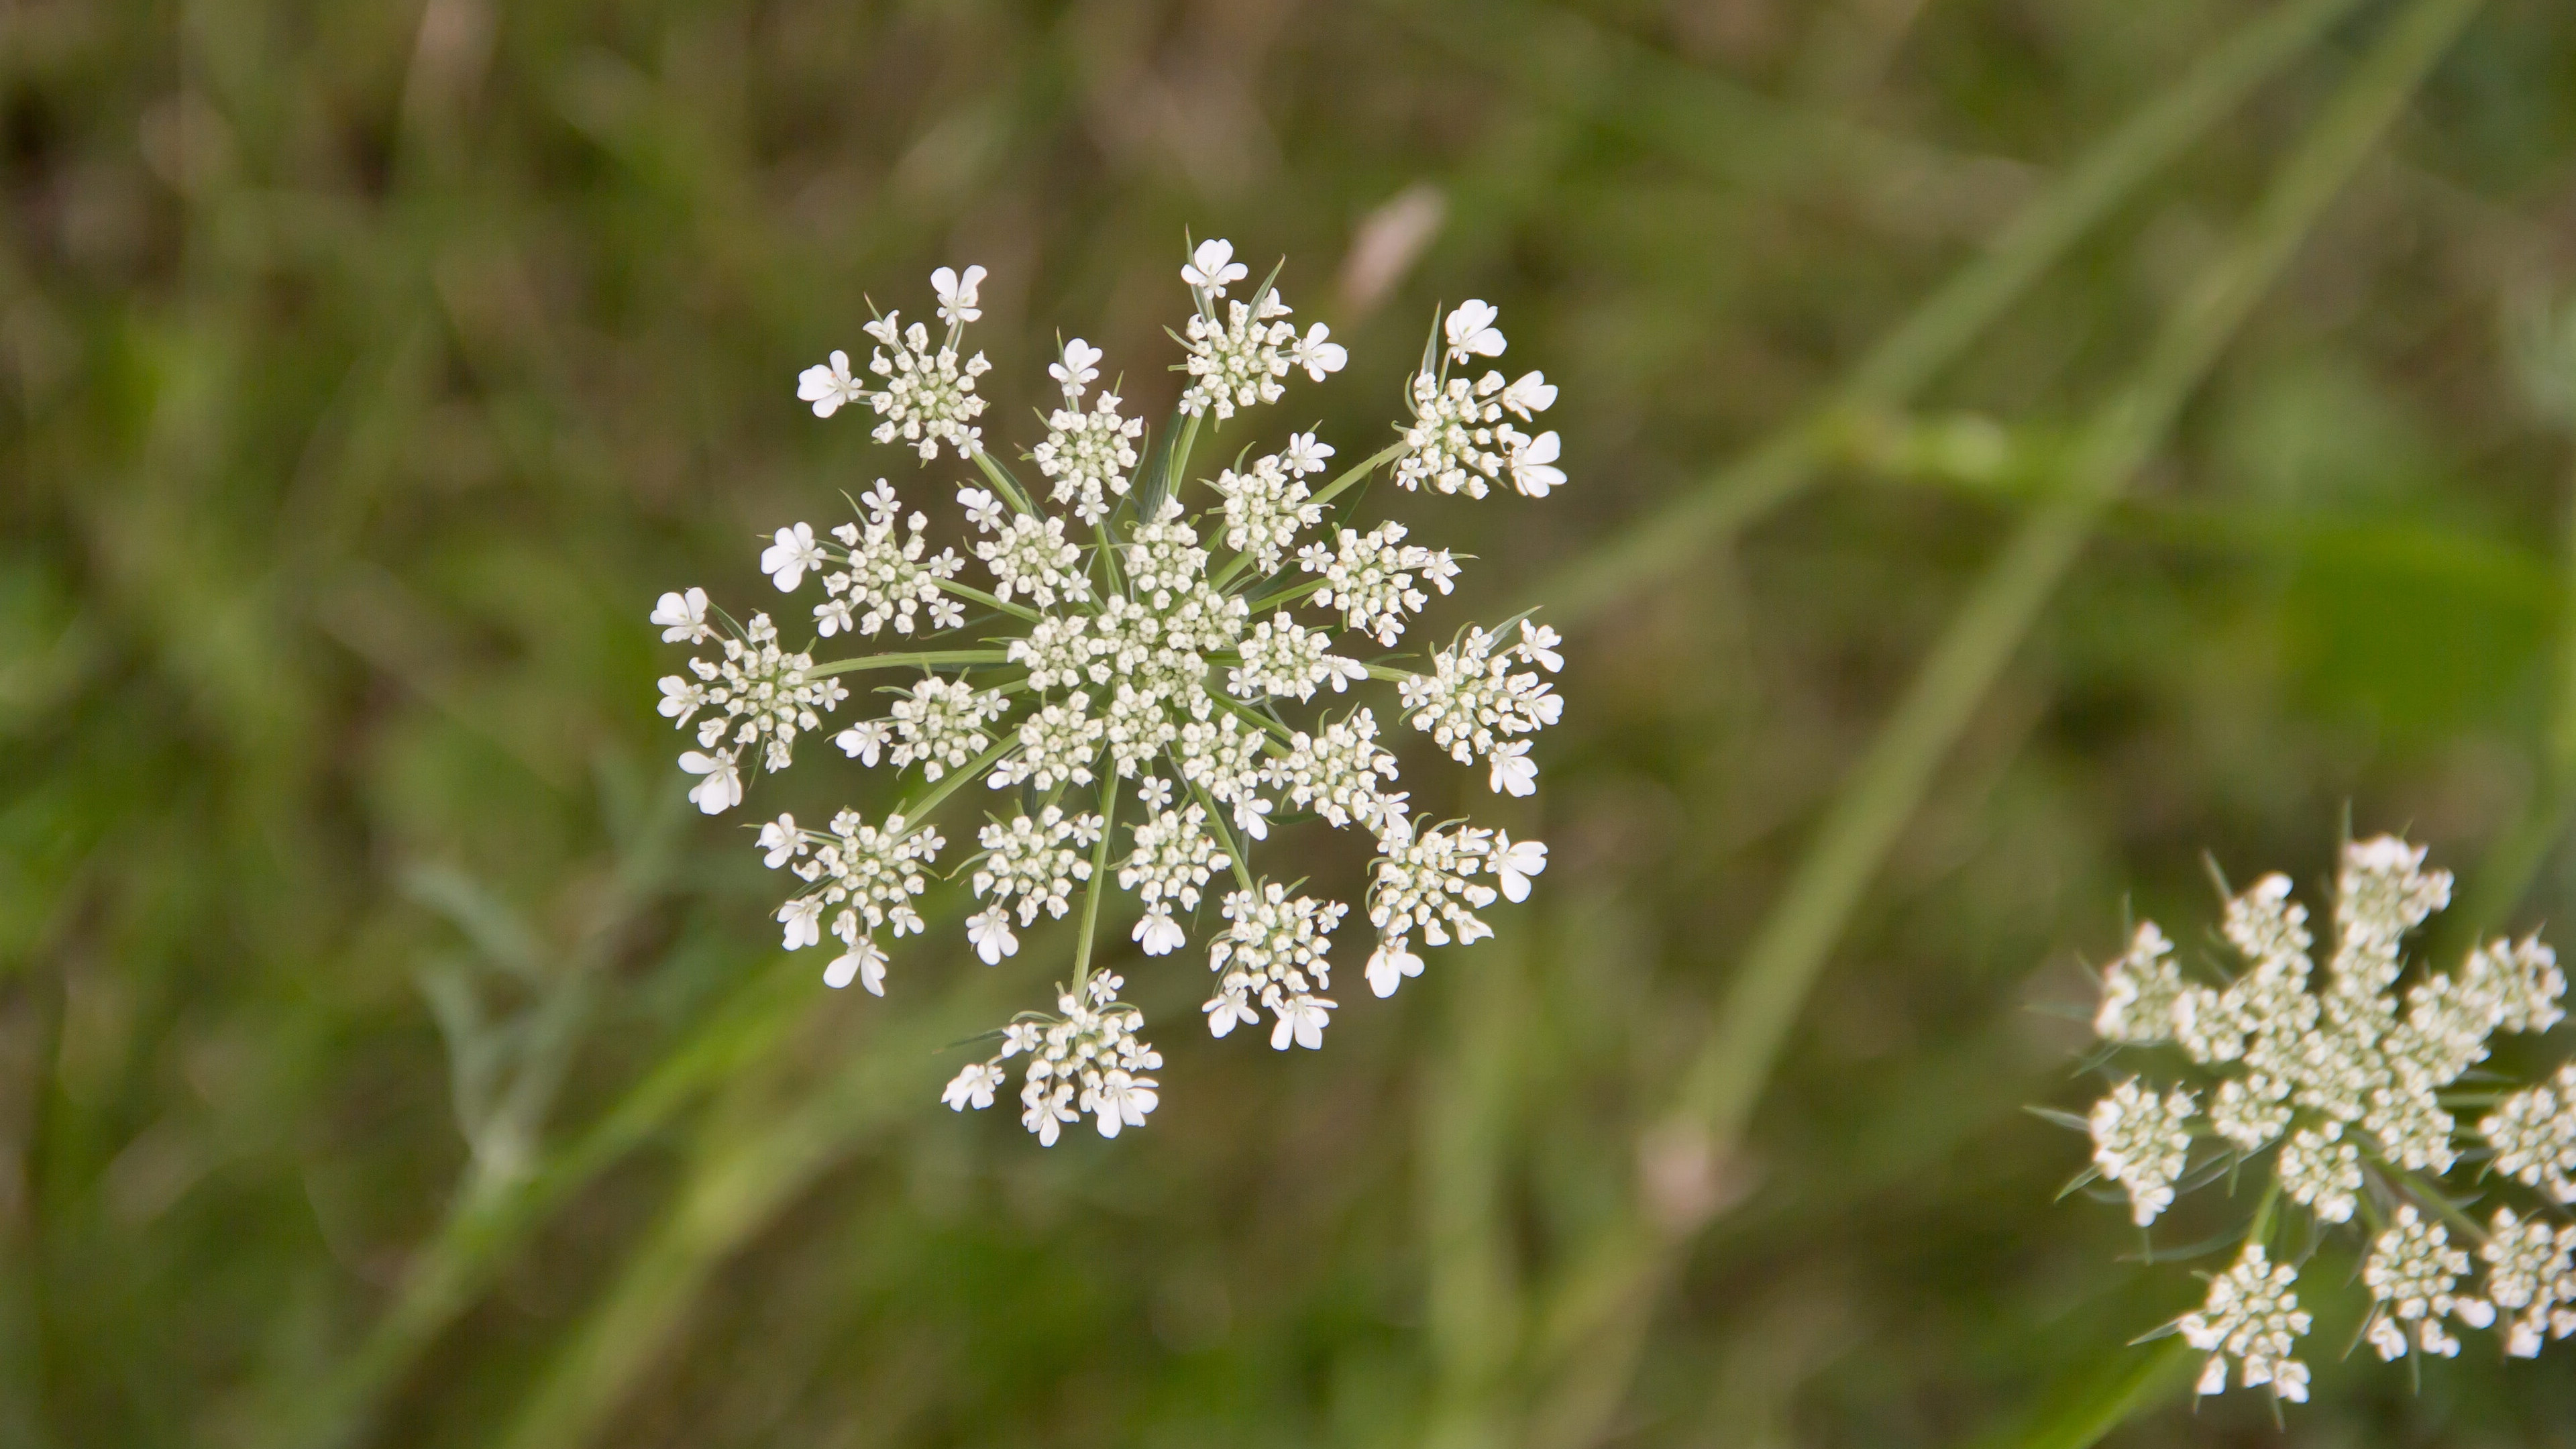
left=654, top=240, right=1568, bottom=1143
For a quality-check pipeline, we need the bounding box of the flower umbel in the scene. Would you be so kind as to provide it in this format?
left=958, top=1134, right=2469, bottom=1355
left=2061, top=834, right=2576, bottom=1399
left=659, top=250, right=1567, bottom=1142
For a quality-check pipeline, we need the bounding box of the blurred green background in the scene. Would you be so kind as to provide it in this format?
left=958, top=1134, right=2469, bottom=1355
left=7, top=0, right=2576, bottom=1444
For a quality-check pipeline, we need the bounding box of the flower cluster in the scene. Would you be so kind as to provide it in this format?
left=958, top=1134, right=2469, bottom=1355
left=655, top=243, right=1567, bottom=1142
left=941, top=973, right=1160, bottom=1146
left=2068, top=835, right=2576, bottom=1403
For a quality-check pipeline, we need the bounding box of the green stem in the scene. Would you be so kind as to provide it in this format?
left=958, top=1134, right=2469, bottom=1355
left=895, top=734, right=1018, bottom=823
left=802, top=649, right=1009, bottom=679
left=1214, top=696, right=1297, bottom=752
left=2387, top=1166, right=2487, bottom=1242
left=1192, top=779, right=1260, bottom=894
left=1093, top=520, right=1126, bottom=597
left=1362, top=662, right=1419, bottom=685
left=970, top=447, right=1037, bottom=516
left=1169, top=412, right=1203, bottom=498
left=937, top=578, right=1042, bottom=623
left=1306, top=439, right=1409, bottom=513
left=1069, top=773, right=1122, bottom=996
left=1248, top=576, right=1330, bottom=609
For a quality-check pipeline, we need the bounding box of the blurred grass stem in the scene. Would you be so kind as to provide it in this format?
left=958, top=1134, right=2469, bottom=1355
left=1532, top=0, right=2371, bottom=625
left=1526, top=0, right=2485, bottom=1442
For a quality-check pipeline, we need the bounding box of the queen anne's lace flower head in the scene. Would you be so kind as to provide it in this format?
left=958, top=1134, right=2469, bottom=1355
left=657, top=245, right=1568, bottom=1143
left=2063, top=833, right=2576, bottom=1401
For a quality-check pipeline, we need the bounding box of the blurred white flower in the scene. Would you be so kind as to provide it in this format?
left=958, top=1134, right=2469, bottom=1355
left=651, top=586, right=713, bottom=643
left=1444, top=299, right=1505, bottom=362
left=2071, top=833, right=2576, bottom=1394
left=762, top=523, right=826, bottom=591
left=797, top=350, right=865, bottom=417
left=1183, top=237, right=1248, bottom=296
left=1051, top=336, right=1102, bottom=398
left=931, top=264, right=985, bottom=327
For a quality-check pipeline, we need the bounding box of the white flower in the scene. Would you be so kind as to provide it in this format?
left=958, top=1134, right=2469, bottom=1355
left=1265, top=709, right=1404, bottom=831
left=1179, top=292, right=1297, bottom=419
left=2088, top=1079, right=2194, bottom=1226
left=1281, top=431, right=1334, bottom=475
left=1443, top=299, right=1505, bottom=362
left=1120, top=798, right=1228, bottom=920
left=1205, top=883, right=1346, bottom=1048
left=1290, top=323, right=1346, bottom=381
left=977, top=512, right=1091, bottom=607
left=651, top=586, right=714, bottom=643
left=1370, top=817, right=1498, bottom=951
left=1399, top=625, right=1563, bottom=771
left=665, top=612, right=845, bottom=777
left=959, top=983, right=1163, bottom=1142
left=1033, top=386, right=1142, bottom=525
left=1051, top=337, right=1102, bottom=398
left=855, top=310, right=989, bottom=461
left=1230, top=612, right=1362, bottom=702
left=1090, top=1068, right=1157, bottom=1136
left=2092, top=839, right=2553, bottom=1207
left=775, top=810, right=944, bottom=981
left=2180, top=1245, right=2311, bottom=1402
left=966, top=906, right=1018, bottom=965
left=1212, top=456, right=1323, bottom=575
left=931, top=263, right=985, bottom=327
left=2072, top=833, right=2576, bottom=1395
left=2279, top=1122, right=2362, bottom=1223
left=680, top=750, right=742, bottom=814
left=2479, top=1206, right=2576, bottom=1357
left=657, top=674, right=706, bottom=724
left=1507, top=429, right=1564, bottom=497
left=1271, top=995, right=1332, bottom=1050
left=887, top=677, right=1008, bottom=780
left=823, top=937, right=886, bottom=994
left=1365, top=936, right=1424, bottom=998
left=2094, top=922, right=2182, bottom=1042
left=777, top=896, right=824, bottom=951
left=1492, top=833, right=1546, bottom=903
left=665, top=237, right=1573, bottom=1146
left=761, top=523, right=827, bottom=592
left=1134, top=908, right=1186, bottom=957
left=2482, top=1063, right=2576, bottom=1203
left=1499, top=370, right=1556, bottom=419
left=1515, top=620, right=1564, bottom=672
left=758, top=813, right=805, bottom=869
left=797, top=349, right=865, bottom=417
left=956, top=486, right=1007, bottom=532
left=971, top=807, right=1098, bottom=926
left=1183, top=237, right=1248, bottom=297
left=2363, top=1207, right=2477, bottom=1359
left=812, top=487, right=965, bottom=639
left=1300, top=521, right=1454, bottom=647
left=835, top=720, right=889, bottom=766
left=990, top=694, right=1106, bottom=791
left=941, top=1061, right=1003, bottom=1111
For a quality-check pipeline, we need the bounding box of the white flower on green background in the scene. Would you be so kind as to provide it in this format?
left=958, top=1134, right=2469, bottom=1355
left=2067, top=834, right=2576, bottom=1400
left=654, top=244, right=1565, bottom=1142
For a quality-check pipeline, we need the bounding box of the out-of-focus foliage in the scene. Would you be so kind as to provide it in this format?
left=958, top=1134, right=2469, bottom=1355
left=5, top=1, right=2576, bottom=1446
